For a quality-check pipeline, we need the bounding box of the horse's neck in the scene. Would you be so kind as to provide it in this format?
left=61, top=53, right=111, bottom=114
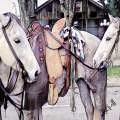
left=80, top=31, right=101, bottom=64
left=111, top=39, right=120, bottom=60
left=0, top=62, right=11, bottom=87
left=0, top=61, right=24, bottom=94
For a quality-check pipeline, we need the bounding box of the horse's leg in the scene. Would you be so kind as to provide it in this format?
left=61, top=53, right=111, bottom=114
left=76, top=78, right=94, bottom=120
left=33, top=107, right=43, bottom=120
left=0, top=105, right=2, bottom=120
left=24, top=107, right=43, bottom=120
left=92, top=70, right=107, bottom=120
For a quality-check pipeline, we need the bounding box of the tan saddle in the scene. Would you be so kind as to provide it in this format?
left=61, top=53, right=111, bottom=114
left=27, top=19, right=71, bottom=105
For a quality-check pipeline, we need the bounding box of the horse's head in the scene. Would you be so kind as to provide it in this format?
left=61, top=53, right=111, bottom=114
left=0, top=13, right=40, bottom=82
left=93, top=15, right=120, bottom=68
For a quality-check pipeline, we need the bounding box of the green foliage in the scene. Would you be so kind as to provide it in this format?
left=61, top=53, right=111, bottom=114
left=107, top=66, right=120, bottom=76
left=106, top=0, right=120, bottom=17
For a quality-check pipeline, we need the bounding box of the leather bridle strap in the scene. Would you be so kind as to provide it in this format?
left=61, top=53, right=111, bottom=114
left=6, top=68, right=19, bottom=93
left=3, top=13, right=12, bottom=29
left=1, top=17, right=25, bottom=71
left=0, top=78, right=24, bottom=119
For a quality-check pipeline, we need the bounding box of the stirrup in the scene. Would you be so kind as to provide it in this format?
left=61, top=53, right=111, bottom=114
left=48, top=83, right=59, bottom=105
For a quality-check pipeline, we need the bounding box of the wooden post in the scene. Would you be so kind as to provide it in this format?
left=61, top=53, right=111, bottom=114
left=59, top=0, right=76, bottom=112
left=70, top=41, right=76, bottom=112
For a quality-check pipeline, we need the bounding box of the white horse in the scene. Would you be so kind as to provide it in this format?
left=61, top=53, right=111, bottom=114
left=93, top=15, right=120, bottom=68
left=63, top=26, right=107, bottom=120
left=0, top=13, right=40, bottom=81
left=0, top=12, right=40, bottom=120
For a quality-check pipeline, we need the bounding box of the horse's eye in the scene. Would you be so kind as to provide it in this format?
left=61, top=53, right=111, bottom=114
left=66, top=29, right=69, bottom=32
left=106, top=37, right=111, bottom=41
left=14, top=39, right=21, bottom=44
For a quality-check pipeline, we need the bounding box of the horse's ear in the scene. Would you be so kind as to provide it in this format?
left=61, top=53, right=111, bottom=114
left=109, top=14, right=115, bottom=23
left=0, top=14, right=9, bottom=26
left=109, top=14, right=120, bottom=29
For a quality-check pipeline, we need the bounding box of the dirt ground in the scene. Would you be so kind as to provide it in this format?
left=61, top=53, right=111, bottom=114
left=1, top=77, right=120, bottom=120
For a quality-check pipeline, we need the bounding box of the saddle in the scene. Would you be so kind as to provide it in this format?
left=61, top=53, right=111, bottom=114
left=27, top=19, right=71, bottom=105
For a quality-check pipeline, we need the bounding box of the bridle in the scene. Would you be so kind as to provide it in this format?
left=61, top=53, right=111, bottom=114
left=105, top=25, right=120, bottom=66
left=2, top=14, right=26, bottom=73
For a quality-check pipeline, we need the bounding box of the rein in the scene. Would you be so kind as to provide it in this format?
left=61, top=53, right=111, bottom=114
left=43, top=28, right=104, bottom=71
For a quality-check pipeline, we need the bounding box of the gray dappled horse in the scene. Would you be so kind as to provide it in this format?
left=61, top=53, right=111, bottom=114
left=63, top=26, right=107, bottom=120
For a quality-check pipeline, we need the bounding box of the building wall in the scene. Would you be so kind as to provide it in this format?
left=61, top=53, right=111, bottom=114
left=73, top=1, right=105, bottom=37
left=87, top=20, right=98, bottom=36
left=36, top=0, right=105, bottom=37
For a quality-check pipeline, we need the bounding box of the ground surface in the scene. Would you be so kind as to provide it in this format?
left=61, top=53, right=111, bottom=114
left=1, top=77, right=120, bottom=120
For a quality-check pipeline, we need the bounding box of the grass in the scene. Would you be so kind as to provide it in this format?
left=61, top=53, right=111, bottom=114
left=107, top=66, right=120, bottom=77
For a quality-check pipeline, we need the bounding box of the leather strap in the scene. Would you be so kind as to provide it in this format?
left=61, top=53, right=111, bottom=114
left=3, top=13, right=12, bottom=29
left=2, top=13, right=26, bottom=72
left=2, top=26, right=24, bottom=70
left=6, top=68, right=19, bottom=93
left=0, top=79, right=24, bottom=119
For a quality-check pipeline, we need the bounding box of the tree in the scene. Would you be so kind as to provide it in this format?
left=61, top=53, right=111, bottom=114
left=59, top=0, right=76, bottom=27
left=100, top=0, right=120, bottom=17
left=18, top=0, right=76, bottom=28
left=18, top=0, right=37, bottom=28
left=105, top=0, right=120, bottom=17
left=59, top=0, right=76, bottom=112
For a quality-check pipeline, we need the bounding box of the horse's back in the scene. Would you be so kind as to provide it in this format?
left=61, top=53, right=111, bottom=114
left=76, top=31, right=101, bottom=79
left=80, top=31, right=100, bottom=48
